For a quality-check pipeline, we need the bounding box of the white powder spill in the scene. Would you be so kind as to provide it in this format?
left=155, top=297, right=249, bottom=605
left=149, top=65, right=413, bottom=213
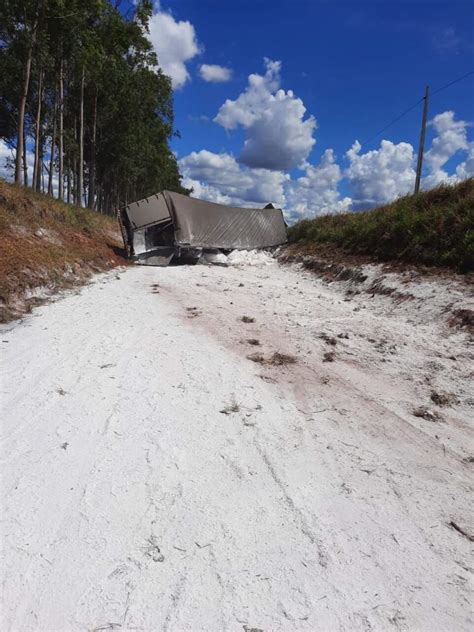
left=199, top=248, right=276, bottom=266
left=1, top=263, right=472, bottom=631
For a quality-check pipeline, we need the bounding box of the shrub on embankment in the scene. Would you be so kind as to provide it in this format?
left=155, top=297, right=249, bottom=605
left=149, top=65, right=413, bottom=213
left=288, top=179, right=474, bottom=272
left=0, top=179, right=125, bottom=321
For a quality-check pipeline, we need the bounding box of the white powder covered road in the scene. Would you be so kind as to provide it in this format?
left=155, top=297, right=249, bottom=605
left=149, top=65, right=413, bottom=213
left=1, top=259, right=473, bottom=631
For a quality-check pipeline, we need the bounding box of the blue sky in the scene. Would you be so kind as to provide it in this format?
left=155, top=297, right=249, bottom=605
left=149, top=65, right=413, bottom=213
left=127, top=0, right=473, bottom=217
left=162, top=0, right=473, bottom=163
left=3, top=0, right=471, bottom=216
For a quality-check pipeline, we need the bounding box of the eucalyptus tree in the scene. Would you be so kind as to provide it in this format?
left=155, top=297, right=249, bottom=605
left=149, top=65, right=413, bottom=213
left=0, top=0, right=188, bottom=211
left=1, top=0, right=44, bottom=183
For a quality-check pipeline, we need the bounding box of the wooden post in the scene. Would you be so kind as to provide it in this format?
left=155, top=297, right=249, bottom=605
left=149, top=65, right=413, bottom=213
left=414, top=85, right=430, bottom=194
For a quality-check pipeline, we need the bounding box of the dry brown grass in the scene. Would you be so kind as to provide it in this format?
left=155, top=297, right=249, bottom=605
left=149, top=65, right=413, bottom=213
left=413, top=406, right=444, bottom=422
left=0, top=180, right=126, bottom=321
left=430, top=390, right=458, bottom=407
left=247, top=351, right=297, bottom=366
left=448, top=308, right=474, bottom=333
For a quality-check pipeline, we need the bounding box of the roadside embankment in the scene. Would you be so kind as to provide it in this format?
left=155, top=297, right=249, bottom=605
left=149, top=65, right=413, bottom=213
left=285, top=179, right=474, bottom=273
left=0, top=180, right=125, bottom=322
left=279, top=246, right=474, bottom=334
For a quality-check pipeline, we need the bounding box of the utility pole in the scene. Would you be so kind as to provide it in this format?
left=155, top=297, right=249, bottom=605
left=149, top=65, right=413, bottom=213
left=414, top=85, right=430, bottom=194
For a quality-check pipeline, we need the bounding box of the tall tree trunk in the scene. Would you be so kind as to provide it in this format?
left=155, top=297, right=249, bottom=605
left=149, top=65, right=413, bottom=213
left=48, top=91, right=57, bottom=197
left=78, top=66, right=85, bottom=207
left=67, top=167, right=71, bottom=203
left=73, top=165, right=77, bottom=203
left=58, top=55, right=64, bottom=200
left=41, top=152, right=45, bottom=193
left=36, top=124, right=43, bottom=191
left=22, top=126, right=28, bottom=186
left=114, top=186, right=119, bottom=214
left=73, top=115, right=77, bottom=204
left=32, top=68, right=44, bottom=189
left=15, top=9, right=39, bottom=184
left=88, top=88, right=97, bottom=209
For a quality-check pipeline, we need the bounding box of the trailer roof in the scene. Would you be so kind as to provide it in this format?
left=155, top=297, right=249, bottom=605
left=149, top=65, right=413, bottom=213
left=164, top=191, right=287, bottom=250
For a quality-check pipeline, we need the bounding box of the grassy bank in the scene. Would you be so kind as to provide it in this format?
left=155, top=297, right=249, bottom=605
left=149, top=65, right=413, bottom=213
left=0, top=180, right=125, bottom=321
left=288, top=179, right=474, bottom=272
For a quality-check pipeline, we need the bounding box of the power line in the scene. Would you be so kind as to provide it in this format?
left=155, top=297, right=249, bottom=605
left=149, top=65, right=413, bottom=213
left=431, top=70, right=474, bottom=96
left=361, top=98, right=423, bottom=146
left=361, top=70, right=473, bottom=147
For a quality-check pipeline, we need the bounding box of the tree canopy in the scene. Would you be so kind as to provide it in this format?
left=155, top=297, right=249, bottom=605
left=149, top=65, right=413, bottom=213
left=0, top=0, right=188, bottom=213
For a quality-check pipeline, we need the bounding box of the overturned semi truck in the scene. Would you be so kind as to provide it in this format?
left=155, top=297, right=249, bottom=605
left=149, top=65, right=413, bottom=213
left=118, top=190, right=288, bottom=266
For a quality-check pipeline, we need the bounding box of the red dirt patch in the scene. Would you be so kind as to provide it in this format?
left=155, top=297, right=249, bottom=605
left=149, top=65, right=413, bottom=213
left=0, top=181, right=127, bottom=322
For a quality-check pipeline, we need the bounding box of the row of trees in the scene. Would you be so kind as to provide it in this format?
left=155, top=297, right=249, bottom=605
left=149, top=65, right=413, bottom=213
left=0, top=0, right=188, bottom=213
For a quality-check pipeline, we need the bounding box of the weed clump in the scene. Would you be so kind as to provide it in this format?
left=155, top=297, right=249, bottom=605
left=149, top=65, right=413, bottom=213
left=241, top=315, right=255, bottom=323
left=430, top=390, right=458, bottom=407
left=413, top=406, right=444, bottom=422
left=323, top=351, right=335, bottom=362
left=247, top=351, right=297, bottom=366
left=220, top=396, right=240, bottom=415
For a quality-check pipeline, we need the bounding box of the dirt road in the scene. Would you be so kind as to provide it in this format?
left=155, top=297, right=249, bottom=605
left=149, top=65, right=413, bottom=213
left=1, top=259, right=473, bottom=631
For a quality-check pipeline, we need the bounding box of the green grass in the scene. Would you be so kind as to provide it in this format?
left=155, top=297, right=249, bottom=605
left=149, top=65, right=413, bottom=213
left=288, top=179, right=474, bottom=272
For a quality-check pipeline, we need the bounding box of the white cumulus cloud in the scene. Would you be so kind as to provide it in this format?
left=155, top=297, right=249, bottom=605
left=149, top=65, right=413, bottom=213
left=0, top=139, right=15, bottom=180
left=179, top=148, right=353, bottom=219
left=456, top=142, right=474, bottom=180
left=343, top=112, right=472, bottom=209
left=147, top=7, right=200, bottom=89
left=199, top=64, right=232, bottom=83
left=179, top=107, right=474, bottom=218
left=285, top=150, right=352, bottom=219
left=345, top=140, right=416, bottom=208
left=423, top=110, right=469, bottom=188
left=179, top=149, right=288, bottom=207
left=214, top=58, right=316, bottom=171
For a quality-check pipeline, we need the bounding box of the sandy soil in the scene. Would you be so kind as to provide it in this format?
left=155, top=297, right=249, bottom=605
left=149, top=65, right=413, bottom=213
left=1, top=258, right=473, bottom=631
